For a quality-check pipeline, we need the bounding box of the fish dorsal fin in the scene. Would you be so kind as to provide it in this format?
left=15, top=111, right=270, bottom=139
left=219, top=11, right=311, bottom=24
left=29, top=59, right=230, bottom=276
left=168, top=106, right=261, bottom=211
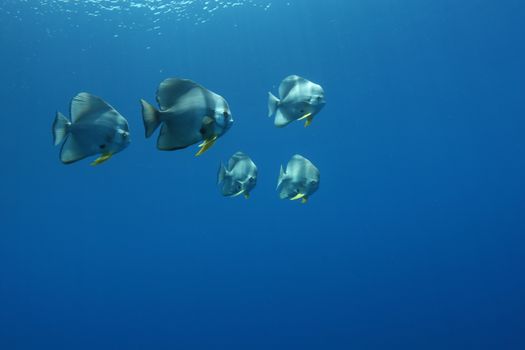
left=228, top=152, right=246, bottom=169
left=70, top=92, right=115, bottom=123
left=156, top=78, right=206, bottom=111
left=279, top=75, right=308, bottom=98
left=232, top=151, right=246, bottom=158
left=291, top=154, right=308, bottom=164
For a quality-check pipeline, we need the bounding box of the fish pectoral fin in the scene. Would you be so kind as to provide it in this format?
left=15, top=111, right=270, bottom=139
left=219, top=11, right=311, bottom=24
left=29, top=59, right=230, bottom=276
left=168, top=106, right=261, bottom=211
left=301, top=197, right=308, bottom=204
left=297, top=112, right=312, bottom=121
left=202, top=116, right=214, bottom=125
left=290, top=193, right=306, bottom=201
left=90, top=153, right=113, bottom=166
left=195, top=136, right=218, bottom=156
left=304, top=115, right=313, bottom=127
left=244, top=192, right=250, bottom=199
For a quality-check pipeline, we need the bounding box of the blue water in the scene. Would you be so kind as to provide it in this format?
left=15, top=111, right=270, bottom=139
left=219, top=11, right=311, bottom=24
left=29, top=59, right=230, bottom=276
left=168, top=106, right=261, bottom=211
left=1, top=1, right=524, bottom=348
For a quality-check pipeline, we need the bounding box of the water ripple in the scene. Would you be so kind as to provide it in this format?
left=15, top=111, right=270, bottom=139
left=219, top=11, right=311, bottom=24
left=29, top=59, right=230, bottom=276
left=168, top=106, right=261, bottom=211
left=1, top=0, right=273, bottom=26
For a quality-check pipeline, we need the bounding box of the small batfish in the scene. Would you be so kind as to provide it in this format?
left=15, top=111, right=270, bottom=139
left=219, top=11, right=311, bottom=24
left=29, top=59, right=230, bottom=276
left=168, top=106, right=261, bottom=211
left=141, top=78, right=233, bottom=156
left=268, top=75, right=325, bottom=128
left=52, top=92, right=131, bottom=165
left=277, top=154, right=320, bottom=203
left=218, top=152, right=258, bottom=199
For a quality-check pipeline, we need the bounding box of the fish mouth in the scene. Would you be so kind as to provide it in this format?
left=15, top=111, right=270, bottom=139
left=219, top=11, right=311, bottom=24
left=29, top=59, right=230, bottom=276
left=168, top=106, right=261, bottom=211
left=215, top=114, right=233, bottom=134
left=315, top=100, right=326, bottom=109
left=221, top=119, right=233, bottom=134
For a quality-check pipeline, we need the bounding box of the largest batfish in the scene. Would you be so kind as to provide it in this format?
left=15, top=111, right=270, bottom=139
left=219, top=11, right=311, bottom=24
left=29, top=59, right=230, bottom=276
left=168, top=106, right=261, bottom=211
left=141, top=78, right=233, bottom=156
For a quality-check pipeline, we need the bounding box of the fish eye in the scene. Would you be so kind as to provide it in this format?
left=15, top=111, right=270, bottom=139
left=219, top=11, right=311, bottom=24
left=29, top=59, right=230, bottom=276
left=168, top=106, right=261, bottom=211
left=99, top=144, right=106, bottom=149
left=223, top=111, right=229, bottom=118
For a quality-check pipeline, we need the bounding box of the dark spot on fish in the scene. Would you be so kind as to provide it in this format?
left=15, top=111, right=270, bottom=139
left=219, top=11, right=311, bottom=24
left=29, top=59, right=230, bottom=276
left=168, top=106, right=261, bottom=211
left=99, top=144, right=106, bottom=149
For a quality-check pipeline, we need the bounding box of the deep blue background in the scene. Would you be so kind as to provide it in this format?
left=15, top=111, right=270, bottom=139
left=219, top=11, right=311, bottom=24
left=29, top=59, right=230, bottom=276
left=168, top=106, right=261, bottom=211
left=1, top=0, right=525, bottom=348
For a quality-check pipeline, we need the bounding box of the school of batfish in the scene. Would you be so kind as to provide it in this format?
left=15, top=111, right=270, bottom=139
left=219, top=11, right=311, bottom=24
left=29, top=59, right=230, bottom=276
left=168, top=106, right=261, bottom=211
left=52, top=75, right=324, bottom=203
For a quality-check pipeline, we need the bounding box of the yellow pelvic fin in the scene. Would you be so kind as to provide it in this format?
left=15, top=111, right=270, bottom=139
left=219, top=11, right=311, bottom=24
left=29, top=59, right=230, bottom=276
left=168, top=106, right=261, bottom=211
left=231, top=189, right=244, bottom=197
left=297, top=112, right=312, bottom=121
left=301, top=197, right=308, bottom=204
left=304, top=115, right=313, bottom=127
left=90, top=153, right=113, bottom=166
left=195, top=136, right=218, bottom=156
left=244, top=192, right=250, bottom=199
left=290, top=193, right=306, bottom=201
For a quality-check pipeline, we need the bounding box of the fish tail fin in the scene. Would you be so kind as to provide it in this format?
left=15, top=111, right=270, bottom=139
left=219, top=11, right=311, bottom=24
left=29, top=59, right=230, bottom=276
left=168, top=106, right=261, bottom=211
left=277, top=165, right=285, bottom=189
left=52, top=112, right=71, bottom=146
left=217, top=163, right=227, bottom=184
left=140, top=99, right=161, bottom=138
left=268, top=92, right=280, bottom=117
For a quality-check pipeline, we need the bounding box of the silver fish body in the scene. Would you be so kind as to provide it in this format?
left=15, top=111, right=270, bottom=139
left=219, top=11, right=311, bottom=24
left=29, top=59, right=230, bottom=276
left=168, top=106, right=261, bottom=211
left=218, top=152, right=258, bottom=198
left=141, top=78, right=233, bottom=156
left=52, top=92, right=130, bottom=165
left=277, top=154, right=320, bottom=203
left=268, top=75, right=325, bottom=128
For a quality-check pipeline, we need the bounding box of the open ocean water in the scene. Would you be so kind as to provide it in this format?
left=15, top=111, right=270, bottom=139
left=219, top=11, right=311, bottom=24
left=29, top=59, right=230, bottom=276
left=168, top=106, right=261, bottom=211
left=1, top=0, right=524, bottom=349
